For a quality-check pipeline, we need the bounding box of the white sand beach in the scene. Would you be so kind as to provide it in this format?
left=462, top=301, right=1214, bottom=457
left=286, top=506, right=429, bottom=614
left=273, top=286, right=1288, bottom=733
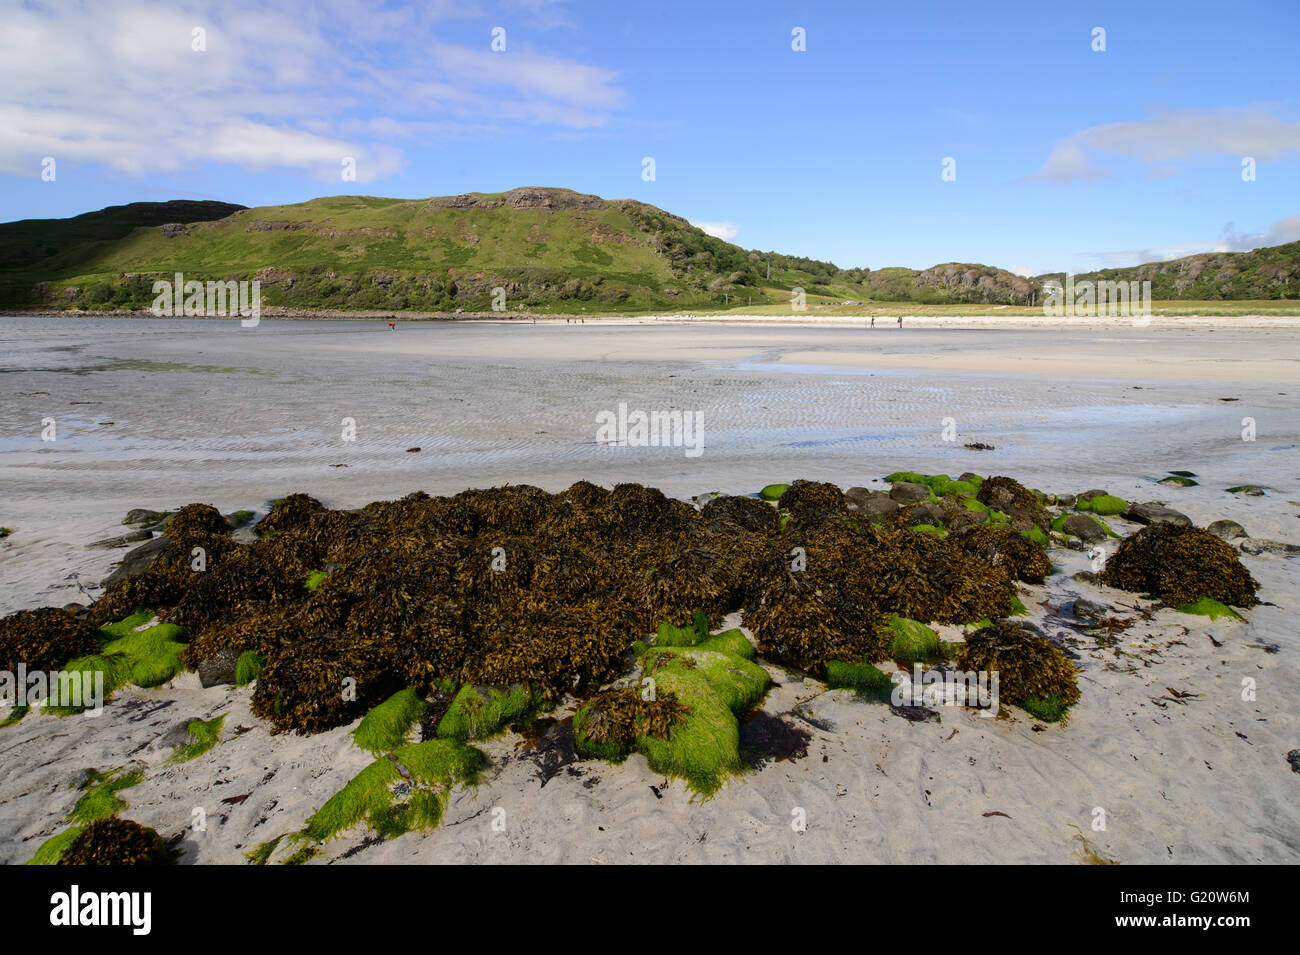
left=1, top=315, right=1297, bottom=864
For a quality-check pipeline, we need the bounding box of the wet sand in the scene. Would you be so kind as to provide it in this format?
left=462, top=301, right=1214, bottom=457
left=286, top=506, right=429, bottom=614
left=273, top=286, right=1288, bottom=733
left=0, top=316, right=1297, bottom=864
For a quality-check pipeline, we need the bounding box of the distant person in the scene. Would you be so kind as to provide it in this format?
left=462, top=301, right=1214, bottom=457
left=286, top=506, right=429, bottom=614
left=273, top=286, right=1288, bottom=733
left=897, top=316, right=903, bottom=328
left=870, top=316, right=875, bottom=329
left=388, top=322, right=396, bottom=330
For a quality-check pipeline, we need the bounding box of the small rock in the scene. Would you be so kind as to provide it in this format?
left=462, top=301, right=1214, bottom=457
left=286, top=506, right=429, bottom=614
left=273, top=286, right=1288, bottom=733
left=889, top=482, right=931, bottom=504
left=1226, top=485, right=1264, bottom=496
left=198, top=647, right=242, bottom=688
left=957, top=473, right=982, bottom=483
left=1080, top=488, right=1108, bottom=500
left=1207, top=519, right=1247, bottom=541
left=1288, top=750, right=1300, bottom=774
left=1158, top=476, right=1198, bottom=487
left=61, top=603, right=88, bottom=616
left=158, top=721, right=196, bottom=749
left=1073, top=598, right=1109, bottom=620
left=1062, top=513, right=1107, bottom=543
left=122, top=508, right=169, bottom=527
left=87, top=529, right=153, bottom=549
left=1072, top=571, right=1101, bottom=585
left=1239, top=539, right=1300, bottom=556
left=1055, top=493, right=1077, bottom=509
left=1123, top=502, right=1191, bottom=527
left=890, top=704, right=941, bottom=723
left=905, top=501, right=945, bottom=526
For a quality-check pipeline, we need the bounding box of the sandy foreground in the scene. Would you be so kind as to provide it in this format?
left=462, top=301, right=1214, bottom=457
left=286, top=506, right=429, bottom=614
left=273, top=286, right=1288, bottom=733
left=0, top=316, right=1297, bottom=864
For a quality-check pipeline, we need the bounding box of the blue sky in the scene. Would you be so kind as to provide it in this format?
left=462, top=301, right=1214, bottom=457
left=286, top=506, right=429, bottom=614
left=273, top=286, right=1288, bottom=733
left=2, top=0, right=1298, bottom=274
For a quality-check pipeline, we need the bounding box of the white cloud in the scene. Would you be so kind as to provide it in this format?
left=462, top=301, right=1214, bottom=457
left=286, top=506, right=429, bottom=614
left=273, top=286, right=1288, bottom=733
left=1082, top=213, right=1300, bottom=268
left=1026, top=107, right=1300, bottom=184
left=693, top=221, right=739, bottom=241
left=0, top=0, right=623, bottom=181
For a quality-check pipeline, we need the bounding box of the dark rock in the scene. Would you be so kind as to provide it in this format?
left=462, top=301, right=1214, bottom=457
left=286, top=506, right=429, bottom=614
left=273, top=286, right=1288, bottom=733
left=1123, top=502, right=1191, bottom=527
left=1055, top=493, right=1077, bottom=509
left=856, top=494, right=901, bottom=523
left=1226, top=485, right=1264, bottom=496
left=1240, top=539, right=1300, bottom=556
left=87, top=529, right=153, bottom=549
left=61, top=603, right=88, bottom=616
left=101, top=535, right=171, bottom=588
left=1073, top=598, right=1109, bottom=620
left=1080, top=488, right=1108, bottom=500
left=122, top=509, right=169, bottom=527
left=1207, top=519, right=1247, bottom=541
left=905, top=501, right=945, bottom=526
left=1062, top=513, right=1107, bottom=544
left=889, top=704, right=941, bottom=723
left=1158, top=476, right=1198, bottom=487
left=957, top=473, right=982, bottom=484
left=1072, top=571, right=1101, bottom=585
left=1288, top=750, right=1300, bottom=774
left=198, top=647, right=241, bottom=688
left=158, top=720, right=196, bottom=749
left=889, top=481, right=931, bottom=504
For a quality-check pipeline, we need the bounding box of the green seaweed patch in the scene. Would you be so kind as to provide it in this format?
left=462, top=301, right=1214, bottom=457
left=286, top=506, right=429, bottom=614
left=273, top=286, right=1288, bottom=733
left=908, top=523, right=947, bottom=539
left=825, top=659, right=893, bottom=695
left=635, top=668, right=741, bottom=799
left=886, top=616, right=940, bottom=662
left=245, top=834, right=284, bottom=866
left=1, top=705, right=28, bottom=728
left=1009, top=594, right=1029, bottom=617
left=1159, top=476, right=1198, bottom=487
left=304, top=570, right=329, bottom=591
left=573, top=686, right=687, bottom=763
left=884, top=471, right=927, bottom=485
left=695, top=628, right=755, bottom=660
left=302, top=739, right=486, bottom=843
left=436, top=684, right=534, bottom=740
left=963, top=498, right=989, bottom=512
left=27, top=766, right=145, bottom=864
left=759, top=483, right=790, bottom=501
left=645, top=647, right=771, bottom=713
left=654, top=609, right=709, bottom=647
left=235, top=650, right=264, bottom=686
left=53, top=614, right=187, bottom=712
left=168, top=714, right=226, bottom=764
left=1022, top=526, right=1049, bottom=547
left=1022, top=693, right=1070, bottom=723
left=1176, top=598, right=1243, bottom=621
left=354, top=688, right=427, bottom=755
left=1077, top=494, right=1128, bottom=516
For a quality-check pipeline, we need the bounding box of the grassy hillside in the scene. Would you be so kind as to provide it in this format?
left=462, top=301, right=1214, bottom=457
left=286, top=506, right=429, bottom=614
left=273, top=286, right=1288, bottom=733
left=1, top=187, right=1297, bottom=313
left=0, top=188, right=866, bottom=313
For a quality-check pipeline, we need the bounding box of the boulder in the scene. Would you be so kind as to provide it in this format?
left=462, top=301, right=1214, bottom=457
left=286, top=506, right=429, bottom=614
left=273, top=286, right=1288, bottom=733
left=122, top=508, right=170, bottom=527
left=1055, top=493, right=1077, bottom=509
left=86, top=529, right=153, bottom=549
left=905, top=501, right=945, bottom=526
left=101, top=535, right=171, bottom=588
left=1226, top=485, right=1265, bottom=497
left=1073, top=598, right=1109, bottom=620
left=1062, top=513, right=1107, bottom=543
left=889, top=482, right=931, bottom=504
left=1239, top=539, right=1300, bottom=556
left=1123, top=502, right=1191, bottom=527
left=198, top=647, right=242, bottom=688
left=1207, top=519, right=1247, bottom=541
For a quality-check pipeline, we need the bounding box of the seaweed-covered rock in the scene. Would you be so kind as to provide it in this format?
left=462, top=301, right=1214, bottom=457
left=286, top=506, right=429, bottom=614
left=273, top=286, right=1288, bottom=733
left=164, top=503, right=232, bottom=540
left=952, top=523, right=1052, bottom=583
left=700, top=494, right=781, bottom=535
left=778, top=480, right=845, bottom=520
left=1102, top=523, right=1259, bottom=607
left=58, top=818, right=174, bottom=865
left=572, top=686, right=687, bottom=761
left=976, top=476, right=1050, bottom=532
left=0, top=607, right=102, bottom=673
left=955, top=621, right=1081, bottom=712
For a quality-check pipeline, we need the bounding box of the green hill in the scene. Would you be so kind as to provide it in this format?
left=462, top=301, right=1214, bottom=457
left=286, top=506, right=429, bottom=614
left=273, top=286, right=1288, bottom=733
left=1, top=187, right=1296, bottom=313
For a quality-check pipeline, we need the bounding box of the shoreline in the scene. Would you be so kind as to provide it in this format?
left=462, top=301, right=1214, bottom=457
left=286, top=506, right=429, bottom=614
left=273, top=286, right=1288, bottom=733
left=5, top=307, right=1300, bottom=329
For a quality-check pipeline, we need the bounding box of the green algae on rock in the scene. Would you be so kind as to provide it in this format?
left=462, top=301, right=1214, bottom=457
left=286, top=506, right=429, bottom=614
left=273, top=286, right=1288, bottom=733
left=354, top=687, right=427, bottom=754
left=167, top=714, right=226, bottom=764
left=302, top=739, right=486, bottom=843
left=436, top=684, right=535, bottom=741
